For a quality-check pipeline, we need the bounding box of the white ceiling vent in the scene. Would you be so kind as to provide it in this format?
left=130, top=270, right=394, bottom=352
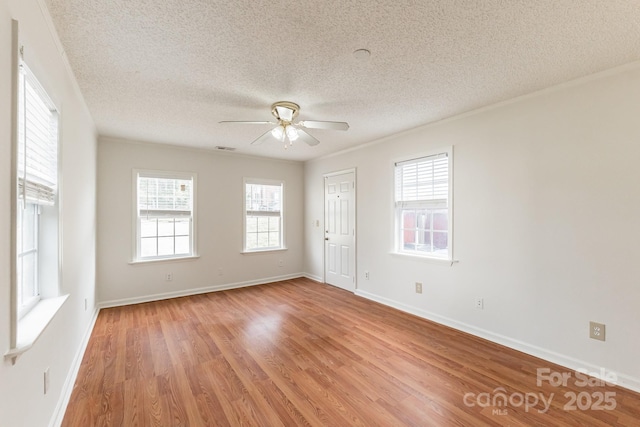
left=214, top=146, right=236, bottom=151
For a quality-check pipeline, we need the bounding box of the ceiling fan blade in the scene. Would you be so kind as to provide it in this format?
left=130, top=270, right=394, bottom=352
left=298, top=120, right=349, bottom=131
left=219, top=121, right=275, bottom=125
left=296, top=128, right=320, bottom=146
left=250, top=128, right=277, bottom=145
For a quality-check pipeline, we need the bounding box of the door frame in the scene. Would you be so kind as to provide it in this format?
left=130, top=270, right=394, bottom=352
left=323, top=168, right=357, bottom=289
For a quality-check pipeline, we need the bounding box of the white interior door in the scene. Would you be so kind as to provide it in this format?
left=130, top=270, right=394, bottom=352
left=324, top=171, right=356, bottom=292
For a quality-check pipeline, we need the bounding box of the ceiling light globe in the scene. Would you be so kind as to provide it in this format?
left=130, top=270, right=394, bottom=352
left=286, top=126, right=299, bottom=141
left=271, top=125, right=285, bottom=141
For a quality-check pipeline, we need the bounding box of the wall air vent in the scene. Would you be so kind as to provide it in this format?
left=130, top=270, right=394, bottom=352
left=214, top=146, right=236, bottom=151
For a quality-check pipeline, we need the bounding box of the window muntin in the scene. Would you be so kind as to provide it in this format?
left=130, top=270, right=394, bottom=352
left=135, top=172, right=195, bottom=260
left=395, top=151, right=451, bottom=259
left=244, top=180, right=284, bottom=251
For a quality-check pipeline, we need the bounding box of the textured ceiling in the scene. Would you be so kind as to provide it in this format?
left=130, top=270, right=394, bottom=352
left=45, top=0, right=640, bottom=161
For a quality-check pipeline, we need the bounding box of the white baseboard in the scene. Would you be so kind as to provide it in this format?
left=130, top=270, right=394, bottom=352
left=355, top=289, right=640, bottom=394
left=302, top=272, right=323, bottom=283
left=49, top=306, right=100, bottom=427
left=98, top=273, right=305, bottom=309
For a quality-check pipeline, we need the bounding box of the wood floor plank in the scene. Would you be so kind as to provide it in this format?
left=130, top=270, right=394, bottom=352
left=62, top=278, right=640, bottom=426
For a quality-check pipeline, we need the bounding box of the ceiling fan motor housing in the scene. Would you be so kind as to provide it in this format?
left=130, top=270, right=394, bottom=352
left=271, top=101, right=300, bottom=123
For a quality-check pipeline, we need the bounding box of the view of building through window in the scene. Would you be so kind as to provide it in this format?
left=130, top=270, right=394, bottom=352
left=245, top=181, right=283, bottom=251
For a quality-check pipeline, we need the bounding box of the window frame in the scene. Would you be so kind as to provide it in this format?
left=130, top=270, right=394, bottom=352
left=15, top=60, right=60, bottom=319
left=393, top=147, right=453, bottom=261
left=243, top=178, right=285, bottom=253
left=132, top=169, right=197, bottom=262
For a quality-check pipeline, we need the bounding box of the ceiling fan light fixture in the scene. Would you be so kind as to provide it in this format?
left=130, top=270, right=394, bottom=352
left=286, top=125, right=299, bottom=141
left=271, top=125, right=285, bottom=141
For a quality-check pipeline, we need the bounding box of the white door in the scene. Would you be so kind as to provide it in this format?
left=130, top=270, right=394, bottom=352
left=324, top=171, right=356, bottom=292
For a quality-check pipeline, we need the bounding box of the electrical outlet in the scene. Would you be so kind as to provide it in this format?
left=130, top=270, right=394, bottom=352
left=84, top=298, right=88, bottom=311
left=165, top=273, right=173, bottom=281
left=278, top=259, right=284, bottom=267
left=364, top=271, right=369, bottom=280
left=218, top=268, right=223, bottom=276
left=44, top=368, right=50, bottom=394
left=415, top=282, right=423, bottom=294
left=589, top=321, right=606, bottom=341
left=475, top=298, right=484, bottom=309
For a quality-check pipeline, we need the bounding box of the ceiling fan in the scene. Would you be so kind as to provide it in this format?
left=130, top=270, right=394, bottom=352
left=220, top=101, right=349, bottom=149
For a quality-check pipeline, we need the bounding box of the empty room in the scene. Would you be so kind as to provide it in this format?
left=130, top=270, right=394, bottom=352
left=1, top=0, right=640, bottom=425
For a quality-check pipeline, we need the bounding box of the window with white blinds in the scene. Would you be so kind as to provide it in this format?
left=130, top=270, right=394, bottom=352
left=394, top=150, right=452, bottom=259
left=244, top=179, right=284, bottom=251
left=18, top=63, right=58, bottom=206
left=15, top=61, right=60, bottom=318
left=135, top=171, right=196, bottom=260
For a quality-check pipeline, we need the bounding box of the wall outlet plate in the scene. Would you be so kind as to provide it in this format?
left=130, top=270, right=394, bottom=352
left=589, top=321, right=606, bottom=341
left=475, top=298, right=484, bottom=309
left=415, top=282, right=423, bottom=294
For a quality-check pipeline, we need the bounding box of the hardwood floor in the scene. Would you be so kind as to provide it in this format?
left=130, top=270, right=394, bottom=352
left=63, top=278, right=640, bottom=426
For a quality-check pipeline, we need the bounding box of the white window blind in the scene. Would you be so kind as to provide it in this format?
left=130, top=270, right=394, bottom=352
left=395, top=153, right=448, bottom=209
left=138, top=175, right=193, bottom=218
left=17, top=64, right=58, bottom=206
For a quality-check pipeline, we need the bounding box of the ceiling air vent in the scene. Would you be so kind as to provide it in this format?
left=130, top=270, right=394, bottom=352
left=214, top=146, right=236, bottom=151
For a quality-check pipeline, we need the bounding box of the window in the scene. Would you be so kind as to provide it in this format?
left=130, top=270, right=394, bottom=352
left=134, top=171, right=196, bottom=261
left=395, top=149, right=452, bottom=259
left=244, top=179, right=284, bottom=251
left=16, top=62, right=59, bottom=318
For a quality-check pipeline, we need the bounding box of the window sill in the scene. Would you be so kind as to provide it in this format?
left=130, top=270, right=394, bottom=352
left=241, top=248, right=288, bottom=255
left=4, top=294, right=69, bottom=364
left=390, top=251, right=459, bottom=266
left=129, top=255, right=200, bottom=265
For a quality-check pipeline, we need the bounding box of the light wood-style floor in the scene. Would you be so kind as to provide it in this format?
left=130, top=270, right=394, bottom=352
left=63, top=278, right=639, bottom=426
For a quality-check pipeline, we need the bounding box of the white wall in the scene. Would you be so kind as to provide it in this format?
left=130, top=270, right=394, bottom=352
left=305, top=63, right=640, bottom=392
left=97, top=137, right=305, bottom=305
left=0, top=1, right=97, bottom=426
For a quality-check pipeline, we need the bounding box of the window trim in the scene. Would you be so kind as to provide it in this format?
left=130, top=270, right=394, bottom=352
left=392, top=146, right=454, bottom=261
left=7, top=21, right=66, bottom=364
left=242, top=178, right=286, bottom=253
left=132, top=169, right=198, bottom=263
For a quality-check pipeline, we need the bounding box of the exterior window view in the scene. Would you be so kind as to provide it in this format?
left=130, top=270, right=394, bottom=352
left=136, top=173, right=194, bottom=259
left=245, top=181, right=283, bottom=251
left=395, top=152, right=450, bottom=258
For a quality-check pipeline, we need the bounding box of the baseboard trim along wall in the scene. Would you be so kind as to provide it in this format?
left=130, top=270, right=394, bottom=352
left=50, top=306, right=101, bottom=427
left=354, top=289, right=640, bottom=395
left=98, top=273, right=306, bottom=309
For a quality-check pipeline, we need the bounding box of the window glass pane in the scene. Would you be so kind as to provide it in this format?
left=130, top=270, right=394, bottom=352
left=158, top=236, right=174, bottom=256
left=157, top=218, right=174, bottom=237
left=257, top=232, right=269, bottom=248
left=175, top=236, right=190, bottom=254
left=22, top=204, right=37, bottom=251
left=20, top=252, right=37, bottom=302
left=141, top=237, right=157, bottom=257
left=402, top=209, right=417, bottom=229
left=433, top=210, right=448, bottom=231
left=268, top=216, right=280, bottom=232
left=268, top=233, right=280, bottom=247
left=433, top=231, right=448, bottom=251
left=246, top=233, right=258, bottom=250
left=401, top=229, right=416, bottom=251
left=246, top=216, right=258, bottom=232
left=257, top=216, right=269, bottom=232
left=175, top=218, right=190, bottom=236
left=140, top=218, right=157, bottom=238
left=417, top=230, right=432, bottom=250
